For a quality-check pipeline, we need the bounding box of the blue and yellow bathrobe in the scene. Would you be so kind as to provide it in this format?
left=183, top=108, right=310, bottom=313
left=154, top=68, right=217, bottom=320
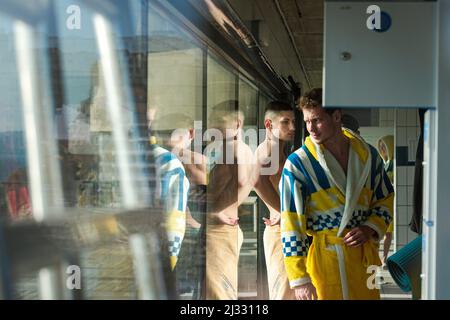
left=280, top=129, right=394, bottom=300
left=153, top=145, right=190, bottom=270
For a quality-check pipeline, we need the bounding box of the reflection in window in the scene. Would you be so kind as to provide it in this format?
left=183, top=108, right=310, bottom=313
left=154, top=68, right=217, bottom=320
left=239, top=78, right=258, bottom=128
left=207, top=54, right=236, bottom=116
left=0, top=12, right=56, bottom=222
left=0, top=29, right=30, bottom=218
left=147, top=4, right=205, bottom=299
left=237, top=77, right=258, bottom=298
left=0, top=0, right=278, bottom=301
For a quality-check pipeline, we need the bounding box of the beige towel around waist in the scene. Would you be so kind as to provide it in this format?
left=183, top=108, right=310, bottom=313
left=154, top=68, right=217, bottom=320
left=205, top=224, right=243, bottom=300
left=263, top=225, right=296, bottom=300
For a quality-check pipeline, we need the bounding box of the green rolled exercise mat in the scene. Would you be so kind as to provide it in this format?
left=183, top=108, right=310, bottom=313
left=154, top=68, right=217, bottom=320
left=386, top=235, right=422, bottom=299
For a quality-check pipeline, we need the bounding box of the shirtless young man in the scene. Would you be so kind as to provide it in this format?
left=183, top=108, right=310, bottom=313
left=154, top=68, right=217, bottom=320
left=254, top=101, right=296, bottom=300
left=205, top=100, right=255, bottom=300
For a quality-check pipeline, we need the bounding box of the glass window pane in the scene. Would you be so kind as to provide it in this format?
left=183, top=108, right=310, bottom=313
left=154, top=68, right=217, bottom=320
left=207, top=54, right=236, bottom=112
left=239, top=78, right=258, bottom=128
left=56, top=0, right=126, bottom=209
left=0, top=0, right=160, bottom=300
left=237, top=77, right=258, bottom=298
left=0, top=13, right=29, bottom=223
left=146, top=3, right=205, bottom=299
left=206, top=53, right=260, bottom=300
left=0, top=0, right=279, bottom=301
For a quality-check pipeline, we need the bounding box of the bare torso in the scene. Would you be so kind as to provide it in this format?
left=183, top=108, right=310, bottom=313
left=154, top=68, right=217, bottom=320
left=181, top=149, right=207, bottom=186
left=207, top=139, right=255, bottom=224
left=255, top=140, right=287, bottom=220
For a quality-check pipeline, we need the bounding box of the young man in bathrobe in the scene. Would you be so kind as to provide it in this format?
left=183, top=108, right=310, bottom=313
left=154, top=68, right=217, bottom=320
left=280, top=88, right=394, bottom=300
left=149, top=108, right=190, bottom=272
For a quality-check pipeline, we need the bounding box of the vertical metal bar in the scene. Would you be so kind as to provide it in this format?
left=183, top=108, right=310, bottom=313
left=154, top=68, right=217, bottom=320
left=427, top=0, right=450, bottom=299
left=129, top=233, right=167, bottom=300
left=0, top=225, right=13, bottom=300
left=200, top=46, right=208, bottom=301
left=392, top=108, right=397, bottom=254
left=202, top=49, right=208, bottom=135
left=253, top=198, right=257, bottom=233
left=421, top=109, right=437, bottom=300
left=13, top=20, right=64, bottom=221
left=235, top=74, right=239, bottom=104
left=255, top=88, right=263, bottom=300
left=92, top=13, right=139, bottom=209
left=14, top=18, right=66, bottom=300
left=38, top=265, right=67, bottom=300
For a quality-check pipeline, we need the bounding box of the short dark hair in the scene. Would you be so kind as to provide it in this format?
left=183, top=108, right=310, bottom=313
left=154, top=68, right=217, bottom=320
left=212, top=100, right=238, bottom=114
left=264, top=100, right=292, bottom=115
left=299, top=88, right=340, bottom=115
left=209, top=100, right=244, bottom=123
left=299, top=88, right=322, bottom=110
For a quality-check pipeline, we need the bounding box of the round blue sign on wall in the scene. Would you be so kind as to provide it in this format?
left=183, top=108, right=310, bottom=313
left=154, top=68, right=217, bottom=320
left=374, top=12, right=392, bottom=32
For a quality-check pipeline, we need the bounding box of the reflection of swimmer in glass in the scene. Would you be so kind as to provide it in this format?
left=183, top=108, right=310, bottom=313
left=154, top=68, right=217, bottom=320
left=149, top=108, right=190, bottom=271
left=155, top=114, right=207, bottom=189
left=153, top=113, right=207, bottom=297
left=377, top=135, right=395, bottom=265
left=377, top=135, right=394, bottom=183
left=204, top=100, right=255, bottom=300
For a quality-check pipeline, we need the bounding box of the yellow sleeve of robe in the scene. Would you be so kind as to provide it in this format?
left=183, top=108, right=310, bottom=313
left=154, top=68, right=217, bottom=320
left=279, top=158, right=312, bottom=288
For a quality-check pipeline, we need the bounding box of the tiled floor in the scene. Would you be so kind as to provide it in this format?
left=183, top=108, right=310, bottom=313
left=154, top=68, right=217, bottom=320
left=377, top=268, right=412, bottom=300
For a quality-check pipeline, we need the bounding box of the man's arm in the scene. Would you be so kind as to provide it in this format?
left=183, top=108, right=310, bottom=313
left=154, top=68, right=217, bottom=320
left=294, top=283, right=318, bottom=300
left=186, top=207, right=201, bottom=229
left=162, top=159, right=190, bottom=270
left=362, top=154, right=395, bottom=241
left=343, top=225, right=378, bottom=247
left=253, top=143, right=281, bottom=211
left=344, top=153, right=394, bottom=247
left=280, top=156, right=313, bottom=292
left=235, top=141, right=257, bottom=205
left=254, top=175, right=280, bottom=212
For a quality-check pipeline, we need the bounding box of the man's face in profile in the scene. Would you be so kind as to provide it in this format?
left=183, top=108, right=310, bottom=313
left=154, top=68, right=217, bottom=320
left=270, top=111, right=295, bottom=142
left=209, top=111, right=239, bottom=139
left=303, top=106, right=341, bottom=145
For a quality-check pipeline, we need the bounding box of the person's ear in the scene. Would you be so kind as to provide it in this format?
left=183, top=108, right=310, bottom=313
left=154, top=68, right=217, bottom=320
left=188, top=128, right=195, bottom=140
left=334, top=110, right=342, bottom=123
left=236, top=118, right=242, bottom=130
left=264, top=119, right=272, bottom=130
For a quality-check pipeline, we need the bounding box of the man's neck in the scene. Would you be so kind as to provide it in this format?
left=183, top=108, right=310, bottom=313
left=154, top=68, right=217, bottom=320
left=323, top=131, right=349, bottom=160
left=224, top=135, right=238, bottom=143
left=266, top=137, right=286, bottom=157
